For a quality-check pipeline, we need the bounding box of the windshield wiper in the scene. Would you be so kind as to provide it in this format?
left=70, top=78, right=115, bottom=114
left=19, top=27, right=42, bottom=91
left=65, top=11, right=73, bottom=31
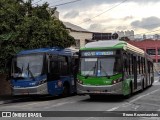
left=85, top=62, right=97, bottom=79
left=27, top=63, right=35, bottom=80
left=99, top=61, right=110, bottom=79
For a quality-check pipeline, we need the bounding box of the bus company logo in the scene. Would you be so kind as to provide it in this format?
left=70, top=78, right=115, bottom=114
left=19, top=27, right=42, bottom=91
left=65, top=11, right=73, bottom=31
left=2, top=112, right=11, bottom=117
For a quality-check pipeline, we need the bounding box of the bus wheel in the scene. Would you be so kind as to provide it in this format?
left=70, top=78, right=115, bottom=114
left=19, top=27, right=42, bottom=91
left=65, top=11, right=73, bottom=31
left=150, top=77, right=153, bottom=86
left=89, top=95, right=97, bottom=100
left=141, top=80, right=144, bottom=92
left=62, top=84, right=70, bottom=97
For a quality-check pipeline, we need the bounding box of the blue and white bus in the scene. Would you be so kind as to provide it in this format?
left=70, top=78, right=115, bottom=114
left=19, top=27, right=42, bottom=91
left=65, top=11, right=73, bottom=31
left=10, top=47, right=78, bottom=96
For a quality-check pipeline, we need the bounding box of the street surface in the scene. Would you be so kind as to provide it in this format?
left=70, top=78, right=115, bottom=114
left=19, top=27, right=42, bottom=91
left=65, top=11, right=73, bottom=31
left=0, top=76, right=160, bottom=120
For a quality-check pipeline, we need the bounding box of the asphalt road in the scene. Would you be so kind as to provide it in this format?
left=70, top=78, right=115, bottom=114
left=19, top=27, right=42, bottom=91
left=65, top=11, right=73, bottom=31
left=0, top=77, right=160, bottom=120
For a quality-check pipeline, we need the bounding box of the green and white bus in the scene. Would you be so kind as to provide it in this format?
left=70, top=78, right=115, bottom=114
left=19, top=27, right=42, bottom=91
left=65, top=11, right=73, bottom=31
left=77, top=40, right=154, bottom=98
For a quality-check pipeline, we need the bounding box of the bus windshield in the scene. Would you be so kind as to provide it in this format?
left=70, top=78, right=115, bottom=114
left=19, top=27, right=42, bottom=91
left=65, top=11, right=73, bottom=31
left=12, top=54, right=44, bottom=79
left=80, top=57, right=122, bottom=77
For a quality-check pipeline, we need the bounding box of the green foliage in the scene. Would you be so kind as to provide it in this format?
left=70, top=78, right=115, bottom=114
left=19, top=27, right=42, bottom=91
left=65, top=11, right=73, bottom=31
left=0, top=0, right=75, bottom=73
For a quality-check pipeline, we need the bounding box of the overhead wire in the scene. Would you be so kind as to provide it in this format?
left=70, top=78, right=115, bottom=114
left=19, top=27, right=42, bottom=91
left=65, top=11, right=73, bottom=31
left=51, top=0, right=66, bottom=4
left=32, top=0, right=42, bottom=5
left=49, top=0, right=82, bottom=7
left=78, top=0, right=129, bottom=25
left=29, top=0, right=160, bottom=37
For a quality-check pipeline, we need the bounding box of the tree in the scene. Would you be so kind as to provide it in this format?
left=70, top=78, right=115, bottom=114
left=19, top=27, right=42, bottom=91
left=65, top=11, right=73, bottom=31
left=0, top=0, right=75, bottom=73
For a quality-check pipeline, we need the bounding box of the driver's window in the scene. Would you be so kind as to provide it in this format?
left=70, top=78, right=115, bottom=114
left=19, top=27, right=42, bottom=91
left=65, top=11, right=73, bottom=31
left=48, top=55, right=60, bottom=80
left=50, top=61, right=59, bottom=74
left=49, top=61, right=60, bottom=80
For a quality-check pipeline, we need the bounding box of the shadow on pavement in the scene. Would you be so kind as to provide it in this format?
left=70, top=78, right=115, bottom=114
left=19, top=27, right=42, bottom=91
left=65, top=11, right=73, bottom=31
left=80, top=85, right=156, bottom=103
left=0, top=94, right=76, bottom=105
left=81, top=95, right=126, bottom=103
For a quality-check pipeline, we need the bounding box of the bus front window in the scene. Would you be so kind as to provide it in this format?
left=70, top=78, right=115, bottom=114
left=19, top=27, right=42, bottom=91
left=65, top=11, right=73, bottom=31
left=80, top=58, right=97, bottom=76
left=12, top=54, right=44, bottom=79
left=80, top=57, right=121, bottom=77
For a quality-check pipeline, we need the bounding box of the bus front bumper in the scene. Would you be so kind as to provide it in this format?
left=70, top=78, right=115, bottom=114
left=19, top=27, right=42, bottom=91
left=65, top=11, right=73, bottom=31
left=77, top=82, right=123, bottom=95
left=12, top=83, right=48, bottom=95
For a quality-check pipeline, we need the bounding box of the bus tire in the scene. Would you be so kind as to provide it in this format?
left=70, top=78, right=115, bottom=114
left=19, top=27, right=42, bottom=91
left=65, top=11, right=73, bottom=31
left=150, top=77, right=154, bottom=86
left=62, top=83, right=70, bottom=97
left=89, top=95, right=97, bottom=100
left=141, top=79, right=144, bottom=92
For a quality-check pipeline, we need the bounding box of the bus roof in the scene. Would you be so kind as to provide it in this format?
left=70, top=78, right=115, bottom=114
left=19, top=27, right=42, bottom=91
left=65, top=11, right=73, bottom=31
left=81, top=40, right=145, bottom=56
left=17, top=47, right=78, bottom=56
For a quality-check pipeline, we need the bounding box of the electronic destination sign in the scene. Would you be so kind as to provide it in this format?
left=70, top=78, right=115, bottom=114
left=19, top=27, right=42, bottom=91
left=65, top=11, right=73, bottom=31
left=81, top=51, right=115, bottom=57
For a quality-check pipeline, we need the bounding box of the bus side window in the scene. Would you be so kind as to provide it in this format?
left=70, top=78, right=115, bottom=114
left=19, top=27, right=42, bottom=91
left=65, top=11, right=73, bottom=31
left=114, top=57, right=121, bottom=73
left=138, top=56, right=141, bottom=74
left=131, top=55, right=134, bottom=75
left=124, top=59, right=127, bottom=73
left=127, top=54, right=131, bottom=75
left=148, top=61, right=151, bottom=73
left=151, top=62, right=153, bottom=73
left=59, top=56, right=69, bottom=76
left=49, top=61, right=60, bottom=80
left=74, top=58, right=79, bottom=73
left=67, top=57, right=72, bottom=74
left=143, top=58, right=145, bottom=73
left=123, top=53, right=129, bottom=75
left=127, top=54, right=130, bottom=75
left=141, top=57, right=143, bottom=74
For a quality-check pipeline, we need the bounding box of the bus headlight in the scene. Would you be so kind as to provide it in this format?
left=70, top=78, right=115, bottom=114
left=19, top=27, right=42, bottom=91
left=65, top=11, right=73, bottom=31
left=112, top=78, right=122, bottom=84
left=77, top=79, right=83, bottom=84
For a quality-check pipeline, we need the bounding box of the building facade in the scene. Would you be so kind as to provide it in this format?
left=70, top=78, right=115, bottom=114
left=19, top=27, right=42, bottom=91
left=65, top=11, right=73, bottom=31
left=63, top=22, right=93, bottom=49
left=127, top=39, right=160, bottom=63
left=117, top=30, right=134, bottom=40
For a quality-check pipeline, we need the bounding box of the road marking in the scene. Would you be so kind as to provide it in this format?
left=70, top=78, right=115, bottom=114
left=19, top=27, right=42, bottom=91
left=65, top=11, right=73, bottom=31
left=85, top=117, right=98, bottom=120
left=106, top=88, right=160, bottom=111
left=154, top=80, right=158, bottom=83
left=154, top=80, right=159, bottom=83
left=135, top=101, right=160, bottom=107
left=107, top=106, right=119, bottom=111
left=11, top=101, right=46, bottom=108
left=141, top=117, right=160, bottom=120
left=43, top=101, right=76, bottom=109
left=129, top=89, right=160, bottom=103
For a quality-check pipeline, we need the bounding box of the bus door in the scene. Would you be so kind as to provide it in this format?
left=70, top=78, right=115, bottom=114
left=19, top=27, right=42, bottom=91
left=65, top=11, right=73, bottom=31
left=47, top=55, right=61, bottom=95
left=72, top=56, right=79, bottom=89
left=133, top=56, right=137, bottom=90
left=147, top=61, right=151, bottom=85
left=67, top=56, right=76, bottom=93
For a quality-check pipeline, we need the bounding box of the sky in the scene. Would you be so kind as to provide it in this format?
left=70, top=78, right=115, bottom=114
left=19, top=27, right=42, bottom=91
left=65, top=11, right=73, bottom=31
left=33, top=0, right=160, bottom=36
